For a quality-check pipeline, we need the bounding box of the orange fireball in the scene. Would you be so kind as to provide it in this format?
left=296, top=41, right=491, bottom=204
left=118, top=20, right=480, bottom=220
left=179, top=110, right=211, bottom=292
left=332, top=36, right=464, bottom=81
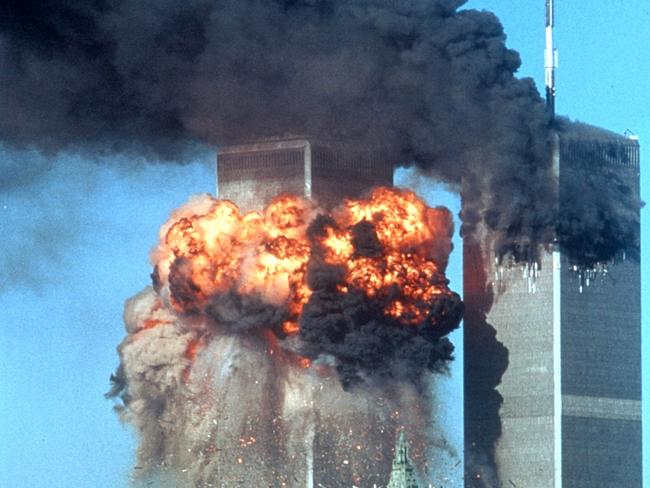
left=153, top=187, right=455, bottom=333
left=155, top=195, right=313, bottom=325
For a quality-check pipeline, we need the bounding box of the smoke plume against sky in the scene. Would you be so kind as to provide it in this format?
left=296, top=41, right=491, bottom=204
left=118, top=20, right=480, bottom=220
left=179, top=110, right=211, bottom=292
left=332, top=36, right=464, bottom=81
left=1, top=2, right=647, bottom=487
left=2, top=0, right=538, bottom=158
left=1, top=0, right=641, bottom=264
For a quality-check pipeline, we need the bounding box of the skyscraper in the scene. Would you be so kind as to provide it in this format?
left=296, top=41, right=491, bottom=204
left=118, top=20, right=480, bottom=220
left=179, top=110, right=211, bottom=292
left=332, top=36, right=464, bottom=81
left=464, top=130, right=642, bottom=488
left=216, top=137, right=398, bottom=487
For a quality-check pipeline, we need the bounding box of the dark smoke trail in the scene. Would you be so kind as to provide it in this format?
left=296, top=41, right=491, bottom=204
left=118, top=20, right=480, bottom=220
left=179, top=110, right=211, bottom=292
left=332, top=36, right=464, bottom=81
left=462, top=231, right=508, bottom=488
left=554, top=119, right=642, bottom=267
left=2, top=0, right=640, bottom=262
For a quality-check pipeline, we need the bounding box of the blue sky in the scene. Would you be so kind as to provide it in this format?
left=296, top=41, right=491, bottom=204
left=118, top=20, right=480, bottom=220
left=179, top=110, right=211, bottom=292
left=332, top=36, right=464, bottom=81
left=1, top=1, right=647, bottom=487
left=0, top=160, right=217, bottom=486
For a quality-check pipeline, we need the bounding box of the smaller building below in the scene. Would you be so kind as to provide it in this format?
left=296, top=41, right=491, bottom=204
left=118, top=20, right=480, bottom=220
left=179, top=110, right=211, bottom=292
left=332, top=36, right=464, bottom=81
left=386, top=431, right=421, bottom=488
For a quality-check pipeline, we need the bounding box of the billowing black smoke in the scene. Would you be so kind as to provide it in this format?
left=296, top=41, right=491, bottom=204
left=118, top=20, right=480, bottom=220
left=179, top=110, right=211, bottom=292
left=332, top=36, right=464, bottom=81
left=299, top=215, right=463, bottom=388
left=554, top=120, right=642, bottom=267
left=1, top=0, right=641, bottom=264
left=3, top=0, right=518, bottom=157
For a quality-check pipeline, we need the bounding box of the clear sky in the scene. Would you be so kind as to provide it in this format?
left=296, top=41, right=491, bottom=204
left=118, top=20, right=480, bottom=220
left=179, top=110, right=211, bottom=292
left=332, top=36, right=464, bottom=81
left=0, top=1, right=647, bottom=487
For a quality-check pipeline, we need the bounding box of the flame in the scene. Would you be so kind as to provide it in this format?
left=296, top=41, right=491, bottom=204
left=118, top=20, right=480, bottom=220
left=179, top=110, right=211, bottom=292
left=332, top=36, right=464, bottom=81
left=154, top=187, right=455, bottom=342
left=185, top=337, right=203, bottom=361
left=141, top=318, right=168, bottom=330
left=182, top=335, right=205, bottom=382
left=156, top=195, right=313, bottom=323
left=281, top=320, right=300, bottom=336
left=317, top=187, right=453, bottom=326
left=294, top=356, right=312, bottom=369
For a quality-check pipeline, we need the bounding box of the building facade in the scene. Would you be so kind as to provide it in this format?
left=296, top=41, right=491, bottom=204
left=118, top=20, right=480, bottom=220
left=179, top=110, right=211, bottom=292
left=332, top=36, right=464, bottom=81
left=217, top=137, right=393, bottom=211
left=464, top=131, right=642, bottom=488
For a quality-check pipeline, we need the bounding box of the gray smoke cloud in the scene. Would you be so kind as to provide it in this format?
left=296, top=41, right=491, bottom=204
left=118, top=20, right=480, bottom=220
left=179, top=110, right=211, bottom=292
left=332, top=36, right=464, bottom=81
left=0, top=153, right=97, bottom=293
left=110, top=286, right=450, bottom=487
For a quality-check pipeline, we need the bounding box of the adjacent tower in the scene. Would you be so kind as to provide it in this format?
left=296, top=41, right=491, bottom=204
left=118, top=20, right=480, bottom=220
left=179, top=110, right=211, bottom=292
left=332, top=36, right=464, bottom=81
left=464, top=131, right=641, bottom=488
left=464, top=2, right=642, bottom=487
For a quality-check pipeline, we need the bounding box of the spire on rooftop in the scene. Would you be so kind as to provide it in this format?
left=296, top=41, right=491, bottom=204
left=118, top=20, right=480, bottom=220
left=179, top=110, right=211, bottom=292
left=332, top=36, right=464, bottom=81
left=386, top=430, right=421, bottom=488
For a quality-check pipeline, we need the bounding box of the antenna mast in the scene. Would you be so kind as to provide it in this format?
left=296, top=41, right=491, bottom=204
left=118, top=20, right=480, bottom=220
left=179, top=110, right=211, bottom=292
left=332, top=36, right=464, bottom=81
left=545, top=0, right=557, bottom=116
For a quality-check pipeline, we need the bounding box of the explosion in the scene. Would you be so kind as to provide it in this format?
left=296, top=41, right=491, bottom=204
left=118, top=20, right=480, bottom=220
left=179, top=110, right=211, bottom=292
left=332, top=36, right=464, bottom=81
left=148, top=187, right=461, bottom=386
left=110, top=187, right=462, bottom=486
left=153, top=195, right=313, bottom=329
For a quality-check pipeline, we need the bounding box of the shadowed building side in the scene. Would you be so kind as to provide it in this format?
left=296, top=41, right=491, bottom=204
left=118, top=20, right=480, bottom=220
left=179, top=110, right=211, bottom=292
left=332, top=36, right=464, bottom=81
left=557, top=135, right=641, bottom=488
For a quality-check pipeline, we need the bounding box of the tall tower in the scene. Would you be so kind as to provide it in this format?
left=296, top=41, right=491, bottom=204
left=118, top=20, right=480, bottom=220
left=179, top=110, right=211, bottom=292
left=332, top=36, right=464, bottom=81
left=464, top=3, right=642, bottom=486
left=387, top=431, right=421, bottom=488
left=216, top=136, right=396, bottom=487
left=463, top=135, right=642, bottom=487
